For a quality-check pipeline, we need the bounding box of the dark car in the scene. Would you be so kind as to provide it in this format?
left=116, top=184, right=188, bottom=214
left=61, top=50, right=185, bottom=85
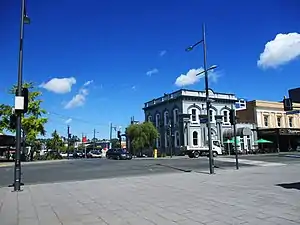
left=106, top=149, right=132, bottom=160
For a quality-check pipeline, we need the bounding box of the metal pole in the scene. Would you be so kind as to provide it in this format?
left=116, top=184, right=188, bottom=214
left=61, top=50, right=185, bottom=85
left=14, top=0, right=26, bottom=192
left=233, top=110, right=239, bottom=169
left=202, top=23, right=214, bottom=174
left=109, top=123, right=112, bottom=141
left=67, top=125, right=70, bottom=159
left=93, top=129, right=96, bottom=151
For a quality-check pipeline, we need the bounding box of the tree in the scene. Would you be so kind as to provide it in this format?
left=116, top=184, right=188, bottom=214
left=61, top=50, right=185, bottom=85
left=111, top=138, right=120, bottom=148
left=46, top=130, right=63, bottom=150
left=0, top=82, right=48, bottom=146
left=126, top=122, right=159, bottom=156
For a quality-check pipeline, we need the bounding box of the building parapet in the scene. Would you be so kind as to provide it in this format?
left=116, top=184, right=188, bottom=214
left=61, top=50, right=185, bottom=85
left=144, top=89, right=238, bottom=109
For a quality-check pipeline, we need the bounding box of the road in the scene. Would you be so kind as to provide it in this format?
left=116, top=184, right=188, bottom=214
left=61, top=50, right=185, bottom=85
left=0, top=153, right=299, bottom=188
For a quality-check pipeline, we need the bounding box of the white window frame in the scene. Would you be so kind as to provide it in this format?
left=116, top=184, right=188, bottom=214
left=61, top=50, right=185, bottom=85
left=155, top=114, right=160, bottom=128
left=191, top=109, right=197, bottom=121
left=164, top=111, right=169, bottom=126
left=223, top=110, right=229, bottom=123
left=164, top=132, right=168, bottom=147
left=174, top=131, right=180, bottom=147
left=209, top=109, right=216, bottom=123
left=147, top=115, right=152, bottom=122
left=289, top=117, right=293, bottom=127
left=263, top=115, right=269, bottom=127
left=156, top=137, right=160, bottom=148
left=173, top=109, right=179, bottom=125
left=192, top=131, right=198, bottom=146
left=277, top=116, right=281, bottom=127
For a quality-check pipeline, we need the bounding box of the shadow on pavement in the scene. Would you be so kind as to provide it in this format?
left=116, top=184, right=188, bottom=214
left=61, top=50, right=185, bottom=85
left=155, top=163, right=192, bottom=172
left=277, top=182, right=300, bottom=191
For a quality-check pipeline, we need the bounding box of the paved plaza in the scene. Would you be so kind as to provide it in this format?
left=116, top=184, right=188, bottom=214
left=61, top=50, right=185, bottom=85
left=1, top=163, right=300, bottom=225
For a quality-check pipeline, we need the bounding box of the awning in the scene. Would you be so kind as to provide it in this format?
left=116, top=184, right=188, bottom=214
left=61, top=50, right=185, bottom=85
left=223, top=127, right=252, bottom=138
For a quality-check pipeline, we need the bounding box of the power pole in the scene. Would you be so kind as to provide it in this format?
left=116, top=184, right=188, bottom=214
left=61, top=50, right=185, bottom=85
left=67, top=125, right=70, bottom=159
left=93, top=128, right=96, bottom=151
left=109, top=123, right=113, bottom=141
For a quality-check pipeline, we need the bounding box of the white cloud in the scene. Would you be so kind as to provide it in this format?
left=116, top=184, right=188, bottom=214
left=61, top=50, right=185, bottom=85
left=257, top=33, right=300, bottom=69
left=64, top=80, right=92, bottom=109
left=39, top=77, right=76, bottom=94
left=159, top=50, right=167, bottom=57
left=146, top=68, right=159, bottom=76
left=65, top=118, right=72, bottom=124
left=174, top=68, right=219, bottom=87
left=84, top=80, right=93, bottom=86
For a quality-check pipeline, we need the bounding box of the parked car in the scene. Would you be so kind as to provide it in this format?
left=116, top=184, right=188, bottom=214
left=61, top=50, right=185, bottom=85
left=73, top=151, right=84, bottom=158
left=87, top=150, right=102, bottom=158
left=106, top=148, right=132, bottom=160
left=60, top=152, right=73, bottom=158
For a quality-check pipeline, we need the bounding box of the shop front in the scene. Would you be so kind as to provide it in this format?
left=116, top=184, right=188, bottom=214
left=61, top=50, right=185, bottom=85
left=258, top=128, right=300, bottom=152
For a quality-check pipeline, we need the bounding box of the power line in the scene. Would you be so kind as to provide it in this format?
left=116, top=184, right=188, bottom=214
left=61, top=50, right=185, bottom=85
left=48, top=111, right=112, bottom=127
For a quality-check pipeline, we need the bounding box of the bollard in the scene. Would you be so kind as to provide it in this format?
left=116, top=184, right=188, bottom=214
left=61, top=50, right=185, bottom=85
left=154, top=149, right=157, bottom=159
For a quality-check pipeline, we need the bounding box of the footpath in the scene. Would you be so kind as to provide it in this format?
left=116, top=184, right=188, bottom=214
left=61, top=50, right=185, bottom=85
left=0, top=164, right=300, bottom=225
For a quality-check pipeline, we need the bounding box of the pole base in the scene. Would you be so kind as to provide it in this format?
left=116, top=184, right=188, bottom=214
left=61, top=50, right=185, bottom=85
left=8, top=182, right=24, bottom=187
left=11, top=189, right=23, bottom=192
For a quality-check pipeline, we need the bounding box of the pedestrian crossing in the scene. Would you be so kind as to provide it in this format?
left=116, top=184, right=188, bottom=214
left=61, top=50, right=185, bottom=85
left=215, top=157, right=286, bottom=167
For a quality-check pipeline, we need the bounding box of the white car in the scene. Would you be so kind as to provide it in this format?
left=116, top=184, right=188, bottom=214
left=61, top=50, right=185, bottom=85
left=60, top=152, right=73, bottom=158
left=87, top=150, right=102, bottom=158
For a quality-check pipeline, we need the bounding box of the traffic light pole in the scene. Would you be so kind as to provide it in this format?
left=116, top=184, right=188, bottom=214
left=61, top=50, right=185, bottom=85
left=202, top=24, right=214, bottom=174
left=13, top=0, right=26, bottom=192
left=67, top=125, right=70, bottom=159
left=232, top=109, right=239, bottom=170
left=93, top=129, right=96, bottom=151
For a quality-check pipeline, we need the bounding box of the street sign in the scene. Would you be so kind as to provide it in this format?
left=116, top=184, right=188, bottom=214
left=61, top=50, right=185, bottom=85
left=286, top=110, right=300, bottom=115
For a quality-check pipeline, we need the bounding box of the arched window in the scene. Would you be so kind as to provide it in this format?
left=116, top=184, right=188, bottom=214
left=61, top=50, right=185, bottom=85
left=173, top=109, right=179, bottom=125
left=156, top=137, right=161, bottom=148
left=147, top=115, right=152, bottom=122
left=155, top=114, right=160, bottom=128
left=191, top=109, right=197, bottom=121
left=209, top=109, right=216, bottom=122
left=193, top=131, right=198, bottom=146
left=174, top=131, right=180, bottom=147
left=223, top=110, right=229, bottom=123
left=164, top=132, right=168, bottom=147
left=164, top=111, right=169, bottom=126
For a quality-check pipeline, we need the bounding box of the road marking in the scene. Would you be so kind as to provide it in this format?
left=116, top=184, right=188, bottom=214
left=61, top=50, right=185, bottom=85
left=0, top=163, right=12, bottom=168
left=215, top=158, right=286, bottom=167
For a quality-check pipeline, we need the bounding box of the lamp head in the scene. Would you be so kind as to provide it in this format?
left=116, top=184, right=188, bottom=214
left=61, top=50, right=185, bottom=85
left=185, top=46, right=193, bottom=52
left=24, top=15, right=30, bottom=24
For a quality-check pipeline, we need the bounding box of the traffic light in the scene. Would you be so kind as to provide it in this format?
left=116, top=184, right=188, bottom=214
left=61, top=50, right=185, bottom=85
left=229, top=109, right=236, bottom=124
left=117, top=131, right=121, bottom=139
left=9, top=114, right=17, bottom=129
left=283, top=97, right=293, bottom=111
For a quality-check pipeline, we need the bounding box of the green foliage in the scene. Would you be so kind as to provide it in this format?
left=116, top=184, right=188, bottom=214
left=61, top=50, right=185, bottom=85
left=46, top=130, right=64, bottom=150
left=111, top=138, right=120, bottom=148
left=126, top=122, right=159, bottom=153
left=0, top=82, right=48, bottom=145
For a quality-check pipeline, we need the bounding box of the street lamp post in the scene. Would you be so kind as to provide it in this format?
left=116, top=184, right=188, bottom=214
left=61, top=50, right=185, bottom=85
left=186, top=23, right=216, bottom=174
left=13, top=0, right=30, bottom=191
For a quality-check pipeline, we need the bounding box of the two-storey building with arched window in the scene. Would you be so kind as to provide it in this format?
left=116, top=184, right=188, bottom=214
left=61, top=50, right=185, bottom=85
left=143, top=89, right=257, bottom=155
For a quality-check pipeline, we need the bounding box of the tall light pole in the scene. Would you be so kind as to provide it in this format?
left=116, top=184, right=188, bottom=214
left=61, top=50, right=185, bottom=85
left=13, top=0, right=30, bottom=191
left=186, top=23, right=216, bottom=174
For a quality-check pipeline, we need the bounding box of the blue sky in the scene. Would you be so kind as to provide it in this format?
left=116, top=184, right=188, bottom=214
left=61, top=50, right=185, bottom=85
left=1, top=0, right=300, bottom=139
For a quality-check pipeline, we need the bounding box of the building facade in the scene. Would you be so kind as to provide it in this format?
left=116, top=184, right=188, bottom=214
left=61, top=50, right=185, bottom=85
left=237, top=100, right=300, bottom=152
left=143, top=89, right=257, bottom=155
